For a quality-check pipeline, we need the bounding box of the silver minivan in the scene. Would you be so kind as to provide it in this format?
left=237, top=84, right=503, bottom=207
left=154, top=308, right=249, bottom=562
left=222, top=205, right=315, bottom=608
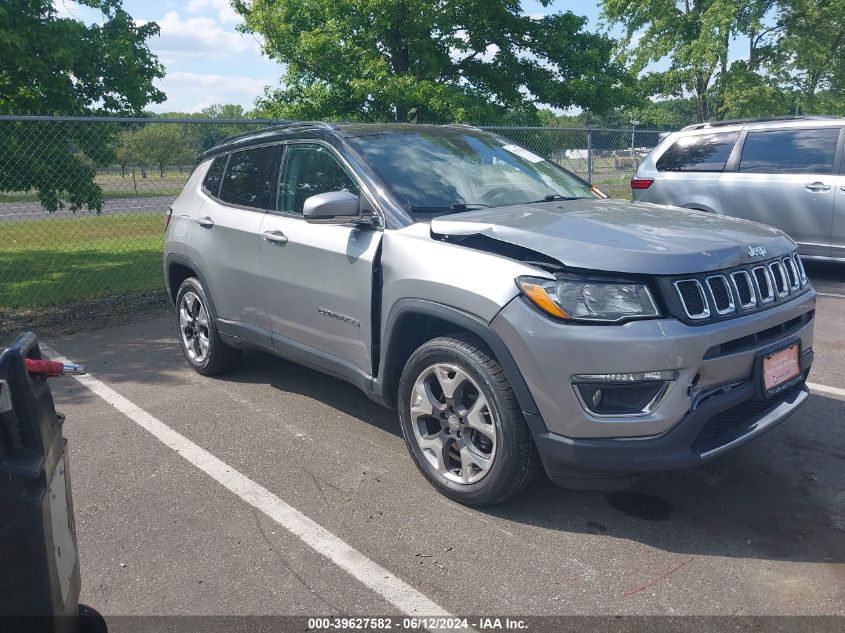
left=632, top=116, right=845, bottom=261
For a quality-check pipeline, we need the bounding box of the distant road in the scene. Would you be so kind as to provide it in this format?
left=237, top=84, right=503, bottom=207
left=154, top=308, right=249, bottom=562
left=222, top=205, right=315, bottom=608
left=0, top=195, right=177, bottom=222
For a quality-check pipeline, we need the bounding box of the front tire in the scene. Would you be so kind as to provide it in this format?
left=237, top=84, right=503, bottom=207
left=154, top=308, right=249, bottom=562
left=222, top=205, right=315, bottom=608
left=397, top=334, right=540, bottom=506
left=176, top=277, right=240, bottom=375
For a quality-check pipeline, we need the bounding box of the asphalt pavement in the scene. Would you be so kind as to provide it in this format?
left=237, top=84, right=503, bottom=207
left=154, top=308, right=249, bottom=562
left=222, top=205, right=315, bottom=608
left=0, top=196, right=175, bottom=221
left=40, top=291, right=845, bottom=619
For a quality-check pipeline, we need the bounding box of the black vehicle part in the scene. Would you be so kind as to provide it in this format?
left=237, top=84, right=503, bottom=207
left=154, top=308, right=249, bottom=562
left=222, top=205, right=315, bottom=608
left=0, top=332, right=82, bottom=633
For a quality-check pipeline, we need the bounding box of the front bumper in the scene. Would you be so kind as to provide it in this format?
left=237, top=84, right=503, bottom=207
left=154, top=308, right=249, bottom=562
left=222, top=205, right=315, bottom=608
left=490, top=288, right=816, bottom=488
left=532, top=379, right=809, bottom=489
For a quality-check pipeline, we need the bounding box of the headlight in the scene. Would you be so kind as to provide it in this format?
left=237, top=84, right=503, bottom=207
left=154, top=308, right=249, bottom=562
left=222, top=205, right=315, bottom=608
left=516, top=275, right=660, bottom=323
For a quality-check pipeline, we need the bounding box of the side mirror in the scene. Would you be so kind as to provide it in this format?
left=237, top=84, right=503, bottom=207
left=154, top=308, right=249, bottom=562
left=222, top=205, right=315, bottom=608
left=303, top=190, right=361, bottom=223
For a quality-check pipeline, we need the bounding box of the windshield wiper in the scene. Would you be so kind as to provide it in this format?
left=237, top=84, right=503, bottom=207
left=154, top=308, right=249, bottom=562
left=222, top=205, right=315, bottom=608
left=525, top=194, right=585, bottom=204
left=409, top=202, right=492, bottom=214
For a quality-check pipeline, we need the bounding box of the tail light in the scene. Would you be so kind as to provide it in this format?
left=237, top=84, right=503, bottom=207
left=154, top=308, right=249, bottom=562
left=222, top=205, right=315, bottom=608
left=165, top=207, right=173, bottom=232
left=630, top=178, right=654, bottom=190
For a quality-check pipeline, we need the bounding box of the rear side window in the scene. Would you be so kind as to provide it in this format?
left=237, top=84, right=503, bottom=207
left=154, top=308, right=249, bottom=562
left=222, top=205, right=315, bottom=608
left=202, top=156, right=226, bottom=197
left=219, top=145, right=279, bottom=209
left=739, top=128, right=841, bottom=174
left=656, top=132, right=739, bottom=172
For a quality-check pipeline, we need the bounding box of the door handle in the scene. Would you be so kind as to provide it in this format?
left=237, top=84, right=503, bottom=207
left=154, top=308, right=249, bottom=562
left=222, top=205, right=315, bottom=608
left=196, top=216, right=215, bottom=228
left=841, top=185, right=845, bottom=192
left=262, top=230, right=289, bottom=246
left=805, top=181, right=831, bottom=192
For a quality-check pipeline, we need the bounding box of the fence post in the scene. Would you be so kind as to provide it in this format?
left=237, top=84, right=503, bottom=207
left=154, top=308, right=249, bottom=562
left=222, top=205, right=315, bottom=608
left=586, top=130, right=593, bottom=184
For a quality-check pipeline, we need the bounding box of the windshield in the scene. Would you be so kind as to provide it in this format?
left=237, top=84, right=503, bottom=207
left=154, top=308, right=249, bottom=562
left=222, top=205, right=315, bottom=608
left=347, top=130, right=595, bottom=216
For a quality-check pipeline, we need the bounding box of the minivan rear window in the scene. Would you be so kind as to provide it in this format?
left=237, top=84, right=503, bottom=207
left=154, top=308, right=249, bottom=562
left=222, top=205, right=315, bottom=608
left=656, top=132, right=739, bottom=172
left=739, top=128, right=841, bottom=174
left=219, top=145, right=279, bottom=210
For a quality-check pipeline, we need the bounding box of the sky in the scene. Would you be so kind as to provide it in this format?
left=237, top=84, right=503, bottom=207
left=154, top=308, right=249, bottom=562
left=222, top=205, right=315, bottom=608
left=53, top=0, right=610, bottom=114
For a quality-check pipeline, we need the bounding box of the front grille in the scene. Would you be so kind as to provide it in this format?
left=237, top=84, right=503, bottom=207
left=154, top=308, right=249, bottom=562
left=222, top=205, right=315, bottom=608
left=706, top=275, right=734, bottom=314
left=783, top=257, right=800, bottom=290
left=703, top=310, right=814, bottom=358
left=793, top=253, right=807, bottom=284
left=692, top=385, right=803, bottom=454
left=674, top=280, right=709, bottom=319
left=753, top=266, right=774, bottom=303
left=731, top=270, right=756, bottom=309
left=666, top=252, right=810, bottom=325
left=770, top=261, right=788, bottom=297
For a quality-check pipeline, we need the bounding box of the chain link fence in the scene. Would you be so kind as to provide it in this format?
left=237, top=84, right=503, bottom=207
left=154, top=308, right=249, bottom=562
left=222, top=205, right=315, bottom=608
left=0, top=116, right=672, bottom=322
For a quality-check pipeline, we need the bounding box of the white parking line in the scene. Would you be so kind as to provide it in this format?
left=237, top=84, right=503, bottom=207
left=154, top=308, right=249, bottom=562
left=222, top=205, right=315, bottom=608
left=44, top=345, right=453, bottom=619
left=807, top=382, right=845, bottom=399
left=817, top=292, right=845, bottom=299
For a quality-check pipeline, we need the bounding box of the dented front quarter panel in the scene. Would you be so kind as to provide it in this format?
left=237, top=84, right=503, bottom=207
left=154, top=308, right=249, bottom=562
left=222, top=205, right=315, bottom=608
left=380, top=223, right=547, bottom=325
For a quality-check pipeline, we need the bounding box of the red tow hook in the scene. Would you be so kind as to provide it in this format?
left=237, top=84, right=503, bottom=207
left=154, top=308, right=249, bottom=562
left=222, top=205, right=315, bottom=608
left=24, top=359, right=87, bottom=377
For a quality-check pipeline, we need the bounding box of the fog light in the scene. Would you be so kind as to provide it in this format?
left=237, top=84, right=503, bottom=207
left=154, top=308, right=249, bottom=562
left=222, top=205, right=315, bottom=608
left=572, top=371, right=678, bottom=383
left=571, top=371, right=677, bottom=416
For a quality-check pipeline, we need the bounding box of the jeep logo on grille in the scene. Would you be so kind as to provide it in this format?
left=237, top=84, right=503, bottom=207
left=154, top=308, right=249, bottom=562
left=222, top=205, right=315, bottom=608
left=747, top=245, right=767, bottom=258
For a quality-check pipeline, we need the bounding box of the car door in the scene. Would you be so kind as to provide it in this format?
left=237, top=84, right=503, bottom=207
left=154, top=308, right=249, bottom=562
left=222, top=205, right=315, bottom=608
left=189, top=146, right=280, bottom=337
left=717, top=127, right=842, bottom=258
left=831, top=128, right=845, bottom=260
left=257, top=141, right=383, bottom=380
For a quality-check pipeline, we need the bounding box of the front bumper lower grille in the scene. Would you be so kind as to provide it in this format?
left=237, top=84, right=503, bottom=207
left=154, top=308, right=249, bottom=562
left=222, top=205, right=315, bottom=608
left=692, top=384, right=804, bottom=454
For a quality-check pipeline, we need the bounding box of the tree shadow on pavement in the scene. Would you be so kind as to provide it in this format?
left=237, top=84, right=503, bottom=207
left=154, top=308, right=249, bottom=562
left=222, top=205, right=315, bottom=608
left=482, top=392, right=845, bottom=565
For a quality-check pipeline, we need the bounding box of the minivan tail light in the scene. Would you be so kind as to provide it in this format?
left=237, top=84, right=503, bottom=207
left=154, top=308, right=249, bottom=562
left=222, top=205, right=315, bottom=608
left=165, top=207, right=173, bottom=233
left=630, top=178, right=654, bottom=190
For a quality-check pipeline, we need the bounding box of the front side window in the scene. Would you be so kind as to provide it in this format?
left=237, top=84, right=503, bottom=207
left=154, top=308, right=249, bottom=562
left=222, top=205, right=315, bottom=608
left=219, top=145, right=279, bottom=210
left=278, top=144, right=360, bottom=214
left=656, top=132, right=739, bottom=172
left=739, top=128, right=841, bottom=174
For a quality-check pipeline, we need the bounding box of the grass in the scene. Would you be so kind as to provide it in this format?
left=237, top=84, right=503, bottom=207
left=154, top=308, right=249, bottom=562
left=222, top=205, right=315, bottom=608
left=0, top=156, right=636, bottom=311
left=551, top=156, right=636, bottom=200
left=0, top=213, right=165, bottom=309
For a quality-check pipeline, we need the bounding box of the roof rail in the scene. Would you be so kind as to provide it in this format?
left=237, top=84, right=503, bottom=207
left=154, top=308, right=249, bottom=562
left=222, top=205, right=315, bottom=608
left=682, top=115, right=839, bottom=131
left=216, top=120, right=335, bottom=145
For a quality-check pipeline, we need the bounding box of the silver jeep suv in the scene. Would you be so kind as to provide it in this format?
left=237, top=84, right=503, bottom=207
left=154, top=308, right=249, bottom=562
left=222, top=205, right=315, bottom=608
left=632, top=116, right=845, bottom=260
left=164, top=123, right=816, bottom=506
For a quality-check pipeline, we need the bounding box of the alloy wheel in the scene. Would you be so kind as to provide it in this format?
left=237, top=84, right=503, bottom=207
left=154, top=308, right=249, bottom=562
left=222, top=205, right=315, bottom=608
left=179, top=291, right=210, bottom=364
left=409, top=363, right=497, bottom=484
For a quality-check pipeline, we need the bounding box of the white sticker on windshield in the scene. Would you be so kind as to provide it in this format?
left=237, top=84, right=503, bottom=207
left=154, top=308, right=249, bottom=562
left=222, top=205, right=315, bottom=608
left=503, top=144, right=545, bottom=164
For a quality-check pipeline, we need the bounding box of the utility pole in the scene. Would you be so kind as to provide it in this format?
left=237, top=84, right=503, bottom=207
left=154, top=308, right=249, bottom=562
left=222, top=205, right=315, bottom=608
left=630, top=119, right=639, bottom=157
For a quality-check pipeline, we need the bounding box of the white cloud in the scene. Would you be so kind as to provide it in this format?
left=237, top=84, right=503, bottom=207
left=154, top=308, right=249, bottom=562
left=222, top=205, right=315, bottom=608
left=185, top=0, right=241, bottom=25
left=52, top=0, right=102, bottom=23
left=150, top=11, right=258, bottom=62
left=150, top=71, right=273, bottom=112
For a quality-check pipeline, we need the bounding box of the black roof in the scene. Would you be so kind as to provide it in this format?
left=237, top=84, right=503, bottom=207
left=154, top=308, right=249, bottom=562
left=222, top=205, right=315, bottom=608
left=197, top=122, right=483, bottom=162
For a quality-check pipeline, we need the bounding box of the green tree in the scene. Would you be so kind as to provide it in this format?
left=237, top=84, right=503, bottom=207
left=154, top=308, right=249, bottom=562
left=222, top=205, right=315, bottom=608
left=0, top=0, right=163, bottom=211
left=602, top=0, right=776, bottom=122
left=124, top=124, right=195, bottom=178
left=629, top=97, right=700, bottom=128
left=235, top=0, right=638, bottom=124
left=115, top=130, right=138, bottom=179
left=777, top=0, right=845, bottom=114
left=187, top=104, right=261, bottom=153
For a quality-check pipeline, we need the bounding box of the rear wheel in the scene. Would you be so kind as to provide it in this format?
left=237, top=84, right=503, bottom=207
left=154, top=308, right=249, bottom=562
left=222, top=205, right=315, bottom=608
left=398, top=334, right=540, bottom=506
left=176, top=277, right=240, bottom=375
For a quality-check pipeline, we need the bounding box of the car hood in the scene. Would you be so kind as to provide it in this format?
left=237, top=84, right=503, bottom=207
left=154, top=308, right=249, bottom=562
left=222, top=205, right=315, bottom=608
left=429, top=199, right=796, bottom=275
